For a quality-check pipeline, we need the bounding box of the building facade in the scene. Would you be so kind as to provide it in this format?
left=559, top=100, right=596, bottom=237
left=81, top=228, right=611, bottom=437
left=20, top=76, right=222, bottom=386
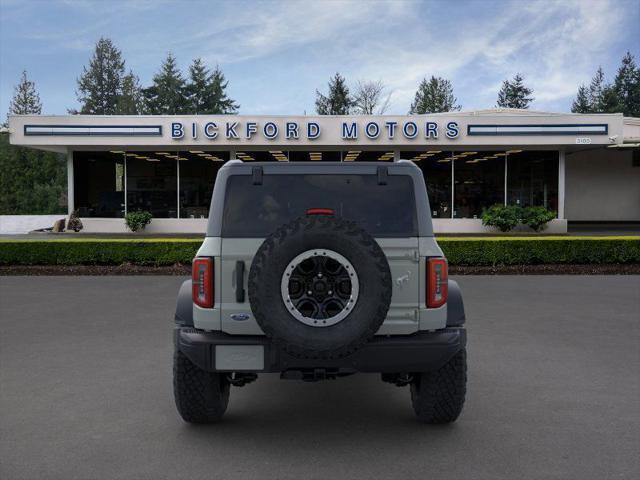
left=8, top=109, right=640, bottom=233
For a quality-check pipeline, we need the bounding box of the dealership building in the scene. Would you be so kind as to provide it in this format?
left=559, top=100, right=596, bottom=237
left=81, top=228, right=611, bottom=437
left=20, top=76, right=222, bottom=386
left=7, top=109, right=640, bottom=233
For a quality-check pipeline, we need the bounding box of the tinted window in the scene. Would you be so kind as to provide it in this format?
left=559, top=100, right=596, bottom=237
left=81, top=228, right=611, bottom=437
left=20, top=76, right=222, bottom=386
left=222, top=174, right=417, bottom=237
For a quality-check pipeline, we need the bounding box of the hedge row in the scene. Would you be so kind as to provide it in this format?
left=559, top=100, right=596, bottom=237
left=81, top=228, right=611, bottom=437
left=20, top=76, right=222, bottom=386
left=438, top=237, right=640, bottom=265
left=0, top=239, right=201, bottom=266
left=0, top=237, right=638, bottom=266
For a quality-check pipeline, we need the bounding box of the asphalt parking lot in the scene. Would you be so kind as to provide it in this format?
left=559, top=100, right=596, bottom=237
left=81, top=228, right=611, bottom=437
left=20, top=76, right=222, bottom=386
left=1, top=275, right=639, bottom=480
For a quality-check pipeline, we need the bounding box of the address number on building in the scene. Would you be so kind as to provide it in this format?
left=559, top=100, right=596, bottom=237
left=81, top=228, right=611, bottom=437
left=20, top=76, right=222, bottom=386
left=576, top=137, right=592, bottom=144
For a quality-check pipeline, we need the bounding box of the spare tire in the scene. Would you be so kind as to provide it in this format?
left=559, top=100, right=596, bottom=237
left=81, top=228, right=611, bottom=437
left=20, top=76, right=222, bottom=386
left=248, top=215, right=392, bottom=359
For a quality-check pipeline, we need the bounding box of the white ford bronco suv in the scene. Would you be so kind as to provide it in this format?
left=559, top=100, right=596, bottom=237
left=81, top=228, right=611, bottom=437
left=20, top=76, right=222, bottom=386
left=174, top=160, right=467, bottom=424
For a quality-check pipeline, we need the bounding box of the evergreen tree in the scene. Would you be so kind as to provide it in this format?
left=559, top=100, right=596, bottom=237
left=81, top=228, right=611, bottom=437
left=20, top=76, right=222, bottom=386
left=600, top=84, right=623, bottom=113
left=116, top=71, right=144, bottom=115
left=409, top=76, right=460, bottom=114
left=185, top=59, right=239, bottom=114
left=207, top=65, right=239, bottom=114
left=571, top=85, right=591, bottom=113
left=186, top=58, right=209, bottom=114
left=75, top=37, right=126, bottom=114
left=0, top=136, right=66, bottom=215
left=496, top=73, right=534, bottom=109
left=9, top=70, right=42, bottom=116
left=613, top=51, right=640, bottom=117
left=587, top=66, right=607, bottom=112
left=143, top=53, right=188, bottom=114
left=315, top=73, right=353, bottom=115
left=1, top=71, right=66, bottom=214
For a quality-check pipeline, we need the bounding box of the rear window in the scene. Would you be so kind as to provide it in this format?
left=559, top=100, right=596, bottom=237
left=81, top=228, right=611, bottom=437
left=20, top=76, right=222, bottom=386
left=222, top=174, right=417, bottom=237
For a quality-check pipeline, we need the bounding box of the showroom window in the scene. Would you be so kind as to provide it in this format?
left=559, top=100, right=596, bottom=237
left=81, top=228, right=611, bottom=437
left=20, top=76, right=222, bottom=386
left=179, top=151, right=229, bottom=218
left=402, top=150, right=453, bottom=218
left=73, top=151, right=125, bottom=218
left=126, top=152, right=177, bottom=218
left=453, top=151, right=505, bottom=218
left=507, top=150, right=558, bottom=212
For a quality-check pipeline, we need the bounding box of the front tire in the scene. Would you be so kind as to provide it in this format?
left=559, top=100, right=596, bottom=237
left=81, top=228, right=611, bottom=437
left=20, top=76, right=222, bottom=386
left=410, top=348, right=467, bottom=424
left=173, top=349, right=230, bottom=424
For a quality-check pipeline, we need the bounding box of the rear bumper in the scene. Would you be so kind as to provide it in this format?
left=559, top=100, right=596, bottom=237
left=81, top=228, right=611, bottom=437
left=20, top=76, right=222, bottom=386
left=176, top=327, right=466, bottom=374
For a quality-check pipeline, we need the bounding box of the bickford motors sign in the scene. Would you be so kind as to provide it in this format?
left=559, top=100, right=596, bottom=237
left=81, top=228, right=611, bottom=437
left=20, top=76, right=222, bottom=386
left=171, top=119, right=461, bottom=141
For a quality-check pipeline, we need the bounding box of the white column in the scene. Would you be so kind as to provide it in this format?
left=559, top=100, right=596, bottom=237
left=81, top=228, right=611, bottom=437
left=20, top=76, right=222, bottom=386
left=229, top=150, right=236, bottom=160
left=558, top=149, right=566, bottom=219
left=393, top=150, right=401, bottom=162
left=66, top=149, right=74, bottom=215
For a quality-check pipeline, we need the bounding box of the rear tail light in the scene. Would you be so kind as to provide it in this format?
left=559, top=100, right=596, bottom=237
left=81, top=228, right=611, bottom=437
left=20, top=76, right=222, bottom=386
left=192, top=257, right=214, bottom=308
left=427, top=257, right=448, bottom=308
left=306, top=208, right=335, bottom=216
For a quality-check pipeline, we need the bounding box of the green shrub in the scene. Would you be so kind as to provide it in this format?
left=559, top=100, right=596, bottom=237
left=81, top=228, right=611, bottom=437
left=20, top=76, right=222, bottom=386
left=0, top=237, right=638, bottom=267
left=482, top=205, right=557, bottom=232
left=125, top=211, right=153, bottom=232
left=481, top=205, right=520, bottom=232
left=521, top=206, right=556, bottom=232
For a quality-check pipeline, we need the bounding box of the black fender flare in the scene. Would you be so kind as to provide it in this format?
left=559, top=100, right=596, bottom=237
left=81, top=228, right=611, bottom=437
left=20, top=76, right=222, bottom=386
left=175, top=280, right=194, bottom=327
left=446, top=280, right=466, bottom=326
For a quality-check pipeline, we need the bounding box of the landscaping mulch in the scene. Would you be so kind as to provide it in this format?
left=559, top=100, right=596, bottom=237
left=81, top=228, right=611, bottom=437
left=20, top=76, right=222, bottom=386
left=449, top=264, right=640, bottom=275
left=1, top=263, right=638, bottom=276
left=0, top=264, right=192, bottom=276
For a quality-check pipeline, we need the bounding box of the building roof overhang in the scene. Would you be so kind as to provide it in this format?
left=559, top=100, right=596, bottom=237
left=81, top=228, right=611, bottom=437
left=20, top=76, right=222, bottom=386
left=6, top=110, right=631, bottom=153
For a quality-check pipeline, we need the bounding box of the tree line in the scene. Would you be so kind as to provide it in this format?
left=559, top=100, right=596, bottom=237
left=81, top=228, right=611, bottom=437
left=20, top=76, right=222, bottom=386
left=314, top=53, right=638, bottom=116
left=1, top=37, right=639, bottom=216
left=71, top=37, right=239, bottom=115
left=4, top=36, right=639, bottom=119
left=570, top=52, right=640, bottom=116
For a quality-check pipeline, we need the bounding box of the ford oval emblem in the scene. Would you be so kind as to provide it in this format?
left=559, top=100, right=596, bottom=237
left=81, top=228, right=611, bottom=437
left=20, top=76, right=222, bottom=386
left=231, top=313, right=251, bottom=321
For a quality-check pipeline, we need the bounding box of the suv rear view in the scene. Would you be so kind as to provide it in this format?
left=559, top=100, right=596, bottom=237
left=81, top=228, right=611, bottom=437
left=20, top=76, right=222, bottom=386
left=174, top=161, right=467, bottom=423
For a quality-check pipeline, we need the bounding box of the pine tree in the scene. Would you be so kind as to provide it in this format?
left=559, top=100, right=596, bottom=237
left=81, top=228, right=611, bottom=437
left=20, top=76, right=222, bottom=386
left=0, top=137, right=66, bottom=215
left=116, top=71, right=144, bottom=114
left=75, top=37, right=126, bottom=114
left=600, top=84, right=623, bottom=113
left=2, top=72, right=65, bottom=214
left=315, top=73, right=353, bottom=115
left=613, top=51, right=640, bottom=117
left=185, top=60, right=239, bottom=114
left=9, top=70, right=42, bottom=116
left=571, top=85, right=591, bottom=113
left=186, top=58, right=209, bottom=114
left=496, top=74, right=534, bottom=109
left=588, top=67, right=607, bottom=112
left=207, top=65, right=239, bottom=114
left=143, top=53, right=188, bottom=114
left=409, top=76, right=460, bottom=114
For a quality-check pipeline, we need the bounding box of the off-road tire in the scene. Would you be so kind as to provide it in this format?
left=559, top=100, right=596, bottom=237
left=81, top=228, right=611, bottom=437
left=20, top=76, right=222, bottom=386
left=173, top=349, right=230, bottom=424
left=249, top=215, right=392, bottom=359
left=410, top=348, right=467, bottom=423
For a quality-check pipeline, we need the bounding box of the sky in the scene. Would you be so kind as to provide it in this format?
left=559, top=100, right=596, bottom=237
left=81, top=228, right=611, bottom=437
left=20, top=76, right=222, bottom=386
left=0, top=0, right=638, bottom=117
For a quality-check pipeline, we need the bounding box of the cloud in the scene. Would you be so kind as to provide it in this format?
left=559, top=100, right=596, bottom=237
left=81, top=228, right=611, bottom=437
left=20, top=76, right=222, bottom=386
left=1, top=0, right=637, bottom=115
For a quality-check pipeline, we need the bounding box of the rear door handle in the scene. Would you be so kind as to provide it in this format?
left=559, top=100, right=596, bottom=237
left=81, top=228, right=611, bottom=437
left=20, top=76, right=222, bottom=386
left=235, top=261, right=245, bottom=303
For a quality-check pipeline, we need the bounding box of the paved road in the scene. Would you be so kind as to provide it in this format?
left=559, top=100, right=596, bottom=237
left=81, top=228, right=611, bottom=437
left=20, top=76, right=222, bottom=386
left=1, top=276, right=638, bottom=480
